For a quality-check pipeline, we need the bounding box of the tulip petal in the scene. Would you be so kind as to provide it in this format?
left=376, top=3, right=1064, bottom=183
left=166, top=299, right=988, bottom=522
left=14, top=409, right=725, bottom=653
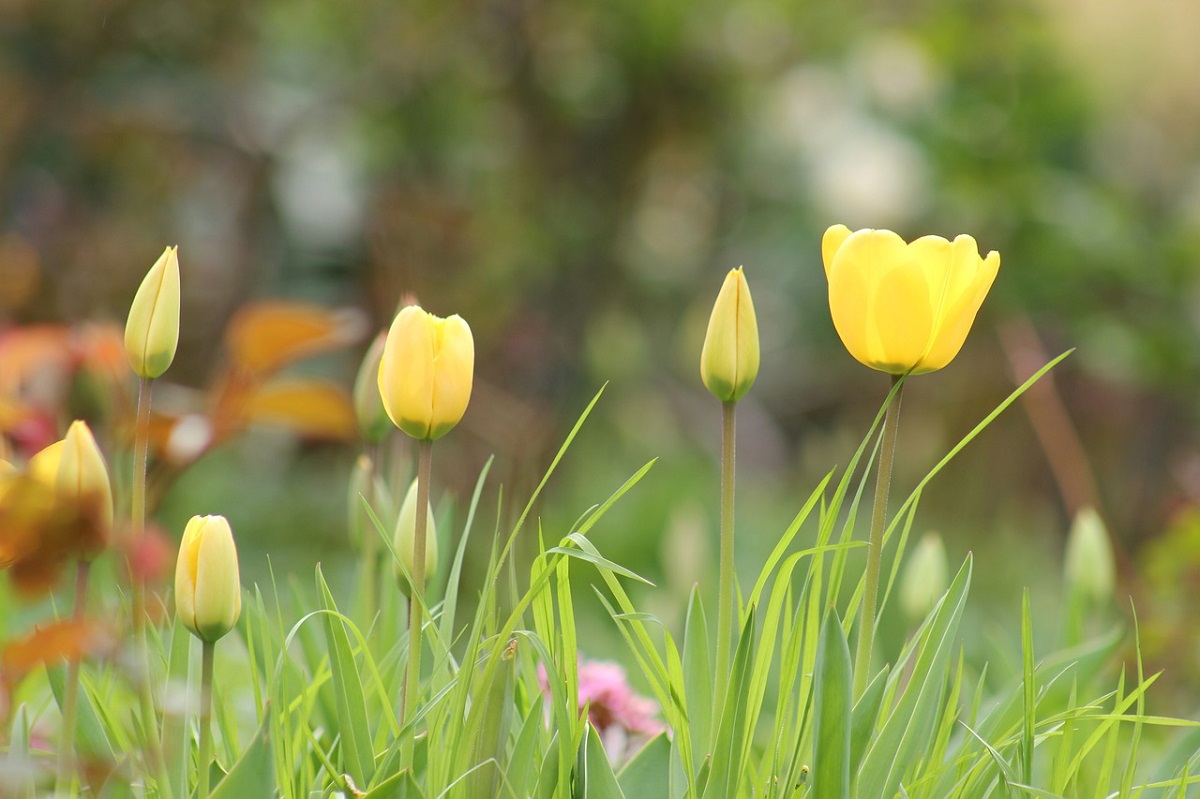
left=379, top=306, right=437, bottom=439
left=920, top=247, right=1000, bottom=371
left=821, top=225, right=853, bottom=280
left=428, top=315, right=474, bottom=440
left=193, top=518, right=241, bottom=641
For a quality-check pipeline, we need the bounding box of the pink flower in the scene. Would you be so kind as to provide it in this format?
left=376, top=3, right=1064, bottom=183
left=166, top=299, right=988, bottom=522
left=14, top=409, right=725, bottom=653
left=539, top=657, right=666, bottom=765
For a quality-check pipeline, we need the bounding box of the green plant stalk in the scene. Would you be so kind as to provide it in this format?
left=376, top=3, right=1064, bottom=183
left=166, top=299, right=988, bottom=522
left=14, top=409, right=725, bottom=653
left=197, top=640, right=216, bottom=799
left=55, top=559, right=91, bottom=796
left=853, top=375, right=904, bottom=698
left=400, top=439, right=434, bottom=731
left=131, top=376, right=172, bottom=798
left=715, top=400, right=737, bottom=710
left=360, top=442, right=381, bottom=632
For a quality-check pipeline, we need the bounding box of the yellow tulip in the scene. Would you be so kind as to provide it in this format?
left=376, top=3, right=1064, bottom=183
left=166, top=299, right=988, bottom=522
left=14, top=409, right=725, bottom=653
left=125, top=246, right=181, bottom=379
left=822, top=225, right=1000, bottom=375
left=175, top=515, right=242, bottom=643
left=58, top=421, right=115, bottom=532
left=28, top=421, right=113, bottom=532
left=393, top=478, right=437, bottom=597
left=377, top=305, right=474, bottom=441
left=700, top=267, right=760, bottom=403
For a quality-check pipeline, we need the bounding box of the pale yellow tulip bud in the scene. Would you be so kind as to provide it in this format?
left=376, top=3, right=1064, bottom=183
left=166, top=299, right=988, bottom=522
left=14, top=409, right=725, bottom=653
left=1064, top=506, right=1114, bottom=605
left=899, top=532, right=948, bottom=622
left=175, top=515, right=242, bottom=643
left=377, top=305, right=474, bottom=441
left=58, top=421, right=114, bottom=533
left=822, top=225, right=999, bottom=375
left=353, top=331, right=392, bottom=444
left=125, top=246, right=181, bottom=379
left=393, top=478, right=437, bottom=597
left=28, top=440, right=64, bottom=487
left=700, top=267, right=759, bottom=403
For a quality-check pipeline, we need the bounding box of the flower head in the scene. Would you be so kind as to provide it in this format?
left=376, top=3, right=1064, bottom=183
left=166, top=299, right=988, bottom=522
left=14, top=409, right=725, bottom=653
left=125, top=246, right=181, bottom=379
left=700, top=267, right=759, bottom=403
left=377, top=305, right=474, bottom=441
left=175, top=515, right=242, bottom=643
left=822, top=225, right=999, bottom=374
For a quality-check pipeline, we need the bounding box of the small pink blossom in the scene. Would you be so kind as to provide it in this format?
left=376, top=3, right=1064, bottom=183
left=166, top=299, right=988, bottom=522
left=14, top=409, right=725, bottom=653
left=539, top=657, right=666, bottom=765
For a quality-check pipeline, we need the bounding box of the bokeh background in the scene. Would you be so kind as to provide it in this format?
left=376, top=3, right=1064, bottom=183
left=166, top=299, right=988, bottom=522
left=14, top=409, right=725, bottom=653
left=4, top=0, right=1200, bottom=699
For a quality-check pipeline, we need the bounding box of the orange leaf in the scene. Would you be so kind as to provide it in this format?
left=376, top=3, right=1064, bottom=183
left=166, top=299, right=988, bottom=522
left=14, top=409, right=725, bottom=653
left=242, top=378, right=358, bottom=440
left=0, top=325, right=72, bottom=395
left=2, top=619, right=114, bottom=676
left=224, top=301, right=365, bottom=377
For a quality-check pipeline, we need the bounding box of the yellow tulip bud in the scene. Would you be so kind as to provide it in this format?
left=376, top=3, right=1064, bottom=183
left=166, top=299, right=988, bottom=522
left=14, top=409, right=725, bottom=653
left=28, top=440, right=64, bottom=487
left=58, top=421, right=115, bottom=532
left=822, top=225, right=999, bottom=375
left=377, top=305, right=474, bottom=441
left=125, top=246, right=181, bottom=379
left=175, top=515, right=242, bottom=643
left=1064, top=506, right=1114, bottom=605
left=899, top=532, right=948, bottom=622
left=393, top=478, right=437, bottom=597
left=353, top=331, right=392, bottom=443
left=700, top=267, right=760, bottom=403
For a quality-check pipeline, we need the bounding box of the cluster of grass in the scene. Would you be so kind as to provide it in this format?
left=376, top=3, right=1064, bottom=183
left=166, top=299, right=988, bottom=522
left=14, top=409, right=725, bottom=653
left=3, top=355, right=1199, bottom=798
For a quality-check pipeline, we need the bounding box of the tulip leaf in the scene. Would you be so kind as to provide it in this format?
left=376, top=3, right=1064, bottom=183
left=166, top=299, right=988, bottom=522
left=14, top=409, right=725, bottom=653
left=812, top=609, right=852, bottom=799
left=316, top=565, right=376, bottom=786
left=617, top=732, right=671, bottom=798
left=242, top=378, right=357, bottom=440
left=210, top=710, right=274, bottom=799
left=575, top=723, right=627, bottom=799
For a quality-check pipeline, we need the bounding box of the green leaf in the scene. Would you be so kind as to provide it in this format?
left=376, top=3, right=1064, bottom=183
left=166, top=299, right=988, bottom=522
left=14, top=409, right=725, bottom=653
left=363, top=769, right=424, bottom=799
left=507, top=701, right=548, bottom=799
left=682, top=587, right=713, bottom=760
left=316, top=564, right=376, bottom=786
left=850, top=664, right=890, bottom=776
left=210, top=710, right=275, bottom=799
left=812, top=609, right=852, bottom=799
left=575, top=723, right=627, bottom=799
left=857, top=555, right=971, bottom=798
left=461, top=637, right=517, bottom=799
left=702, top=608, right=756, bottom=799
left=46, top=663, right=111, bottom=760
left=617, top=733, right=671, bottom=798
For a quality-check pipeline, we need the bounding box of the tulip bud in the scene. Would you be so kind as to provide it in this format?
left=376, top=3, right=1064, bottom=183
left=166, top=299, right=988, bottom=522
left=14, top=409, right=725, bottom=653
left=700, top=267, right=759, bottom=403
left=175, top=515, right=242, bottom=643
left=58, top=421, right=115, bottom=532
left=899, top=532, right=948, bottom=622
left=125, top=246, right=181, bottom=379
left=377, top=305, right=474, bottom=441
left=393, top=479, right=437, bottom=597
left=353, top=332, right=392, bottom=444
left=28, top=440, right=64, bottom=487
left=1064, top=506, right=1114, bottom=605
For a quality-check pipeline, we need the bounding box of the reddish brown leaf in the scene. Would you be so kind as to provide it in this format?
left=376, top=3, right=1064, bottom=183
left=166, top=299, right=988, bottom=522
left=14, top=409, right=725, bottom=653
left=1, top=619, right=115, bottom=676
left=242, top=378, right=358, bottom=440
left=224, top=301, right=365, bottom=377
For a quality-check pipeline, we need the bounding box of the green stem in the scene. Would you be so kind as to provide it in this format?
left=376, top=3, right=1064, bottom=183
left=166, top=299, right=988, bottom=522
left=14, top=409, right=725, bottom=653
left=400, top=439, right=434, bottom=733
left=197, top=640, right=216, bottom=799
left=854, top=375, right=904, bottom=698
left=131, top=376, right=172, bottom=798
left=55, top=559, right=91, bottom=796
left=714, top=400, right=737, bottom=713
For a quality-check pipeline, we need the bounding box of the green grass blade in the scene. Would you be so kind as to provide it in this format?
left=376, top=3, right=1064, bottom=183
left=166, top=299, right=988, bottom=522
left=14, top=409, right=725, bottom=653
left=316, top=564, right=376, bottom=786
left=618, top=732, right=671, bottom=798
left=683, top=586, right=713, bottom=759
left=210, top=710, right=275, bottom=799
left=1021, top=589, right=1035, bottom=786
left=812, top=609, right=852, bottom=799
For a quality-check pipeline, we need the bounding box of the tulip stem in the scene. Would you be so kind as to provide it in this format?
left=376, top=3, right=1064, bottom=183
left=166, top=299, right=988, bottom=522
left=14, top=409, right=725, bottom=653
left=400, top=439, right=433, bottom=737
left=131, top=376, right=172, bottom=799
left=854, top=375, right=905, bottom=698
left=55, top=559, right=91, bottom=796
left=197, top=640, right=216, bottom=799
left=714, top=400, right=737, bottom=715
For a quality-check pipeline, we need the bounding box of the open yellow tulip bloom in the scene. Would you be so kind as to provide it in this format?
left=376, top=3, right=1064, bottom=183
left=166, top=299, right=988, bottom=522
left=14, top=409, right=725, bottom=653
left=175, top=515, right=242, bottom=643
left=377, top=305, right=474, bottom=441
left=125, top=246, right=181, bottom=379
left=822, top=225, right=1000, bottom=375
left=700, top=267, right=760, bottom=403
